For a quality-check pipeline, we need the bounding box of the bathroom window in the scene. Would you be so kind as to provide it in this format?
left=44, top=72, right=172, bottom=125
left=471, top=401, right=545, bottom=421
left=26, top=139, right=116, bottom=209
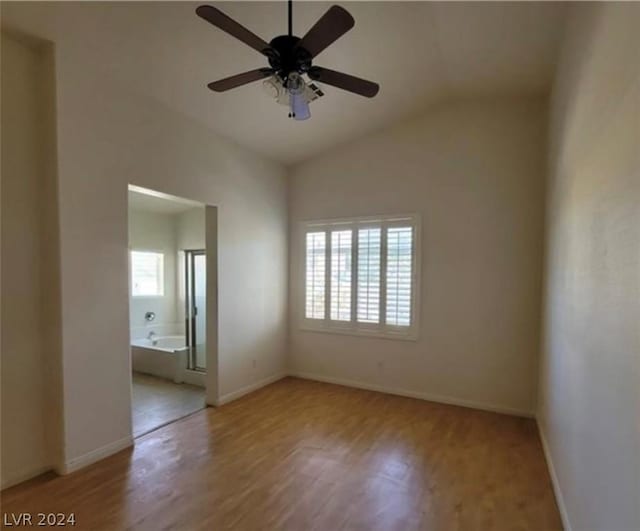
left=131, top=251, right=164, bottom=297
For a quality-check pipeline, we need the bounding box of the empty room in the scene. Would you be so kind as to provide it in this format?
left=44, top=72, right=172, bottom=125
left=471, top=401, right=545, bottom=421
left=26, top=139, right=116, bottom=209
left=1, top=1, right=638, bottom=530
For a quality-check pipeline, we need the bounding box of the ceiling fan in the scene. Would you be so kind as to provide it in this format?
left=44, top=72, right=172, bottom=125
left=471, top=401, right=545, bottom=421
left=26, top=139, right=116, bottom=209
left=195, top=1, right=380, bottom=120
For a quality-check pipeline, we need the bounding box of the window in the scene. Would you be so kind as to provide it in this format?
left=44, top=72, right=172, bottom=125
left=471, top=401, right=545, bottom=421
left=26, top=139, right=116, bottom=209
left=131, top=251, right=164, bottom=297
left=386, top=227, right=413, bottom=326
left=302, top=214, right=419, bottom=339
left=330, top=230, right=352, bottom=321
left=305, top=232, right=326, bottom=319
left=357, top=228, right=381, bottom=323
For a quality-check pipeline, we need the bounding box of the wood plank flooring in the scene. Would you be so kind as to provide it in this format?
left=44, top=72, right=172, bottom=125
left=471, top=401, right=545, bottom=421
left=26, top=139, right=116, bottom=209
left=1, top=377, right=562, bottom=530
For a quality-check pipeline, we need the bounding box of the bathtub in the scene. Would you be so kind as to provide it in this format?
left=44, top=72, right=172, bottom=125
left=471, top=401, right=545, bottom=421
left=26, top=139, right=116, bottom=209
left=132, top=335, right=187, bottom=352
left=131, top=335, right=189, bottom=383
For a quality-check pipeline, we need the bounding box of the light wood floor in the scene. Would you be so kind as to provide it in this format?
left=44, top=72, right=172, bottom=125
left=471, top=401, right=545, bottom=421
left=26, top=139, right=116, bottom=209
left=132, top=372, right=204, bottom=438
left=1, top=378, right=562, bottom=530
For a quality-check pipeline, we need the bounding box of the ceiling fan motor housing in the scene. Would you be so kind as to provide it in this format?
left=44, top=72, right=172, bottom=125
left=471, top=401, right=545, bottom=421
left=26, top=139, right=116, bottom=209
left=266, top=35, right=312, bottom=79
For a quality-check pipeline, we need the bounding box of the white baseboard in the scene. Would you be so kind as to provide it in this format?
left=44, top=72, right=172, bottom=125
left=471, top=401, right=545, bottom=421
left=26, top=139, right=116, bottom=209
left=1, top=464, right=52, bottom=490
left=216, top=373, right=287, bottom=406
left=55, top=374, right=282, bottom=475
left=537, top=420, right=572, bottom=531
left=60, top=436, right=133, bottom=475
left=289, top=371, right=534, bottom=418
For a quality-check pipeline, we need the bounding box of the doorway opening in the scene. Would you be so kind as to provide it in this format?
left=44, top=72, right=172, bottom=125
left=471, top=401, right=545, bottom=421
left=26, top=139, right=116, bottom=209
left=127, top=185, right=215, bottom=438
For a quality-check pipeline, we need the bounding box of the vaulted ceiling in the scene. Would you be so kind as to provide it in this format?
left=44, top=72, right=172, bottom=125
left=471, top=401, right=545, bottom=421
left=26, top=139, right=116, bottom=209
left=1, top=2, right=566, bottom=164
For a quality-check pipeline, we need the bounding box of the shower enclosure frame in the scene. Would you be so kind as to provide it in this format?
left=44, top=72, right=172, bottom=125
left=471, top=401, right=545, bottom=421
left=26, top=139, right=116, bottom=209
left=184, top=249, right=206, bottom=372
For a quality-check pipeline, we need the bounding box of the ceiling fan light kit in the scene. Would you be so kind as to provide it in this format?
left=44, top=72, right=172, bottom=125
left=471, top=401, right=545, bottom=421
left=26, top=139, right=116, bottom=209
left=196, top=1, right=380, bottom=121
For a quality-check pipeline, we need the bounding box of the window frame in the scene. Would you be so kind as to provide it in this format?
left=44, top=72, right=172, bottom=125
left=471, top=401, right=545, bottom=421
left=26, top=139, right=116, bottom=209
left=300, top=213, right=420, bottom=340
left=130, top=249, right=166, bottom=298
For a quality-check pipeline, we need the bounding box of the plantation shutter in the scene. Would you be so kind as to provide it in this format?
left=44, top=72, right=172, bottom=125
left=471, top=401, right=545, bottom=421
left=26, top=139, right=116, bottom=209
left=385, top=227, right=413, bottom=326
left=330, top=230, right=352, bottom=321
left=302, top=216, right=417, bottom=338
left=305, top=232, right=326, bottom=319
left=357, top=228, right=381, bottom=323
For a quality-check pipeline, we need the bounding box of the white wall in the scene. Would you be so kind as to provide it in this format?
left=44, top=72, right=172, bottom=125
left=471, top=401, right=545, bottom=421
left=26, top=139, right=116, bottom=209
left=175, top=207, right=206, bottom=326
left=177, top=207, right=205, bottom=252
left=57, top=84, right=286, bottom=467
left=289, top=97, right=547, bottom=416
left=539, top=3, right=640, bottom=530
left=128, top=209, right=178, bottom=332
left=0, top=33, right=62, bottom=488
left=45, top=41, right=288, bottom=471
left=0, top=33, right=50, bottom=488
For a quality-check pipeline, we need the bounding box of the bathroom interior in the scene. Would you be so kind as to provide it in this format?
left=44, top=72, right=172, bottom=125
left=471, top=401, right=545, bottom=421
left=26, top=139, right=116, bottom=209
left=128, top=186, right=207, bottom=437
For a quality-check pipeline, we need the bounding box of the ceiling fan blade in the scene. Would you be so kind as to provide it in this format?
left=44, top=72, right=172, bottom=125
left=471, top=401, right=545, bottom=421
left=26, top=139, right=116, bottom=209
left=207, top=68, right=273, bottom=92
left=295, top=5, right=355, bottom=58
left=196, top=5, right=272, bottom=56
left=308, top=67, right=379, bottom=98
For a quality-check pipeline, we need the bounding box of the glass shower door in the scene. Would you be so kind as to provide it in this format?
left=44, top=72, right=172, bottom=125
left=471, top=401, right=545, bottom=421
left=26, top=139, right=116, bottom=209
left=185, top=250, right=206, bottom=371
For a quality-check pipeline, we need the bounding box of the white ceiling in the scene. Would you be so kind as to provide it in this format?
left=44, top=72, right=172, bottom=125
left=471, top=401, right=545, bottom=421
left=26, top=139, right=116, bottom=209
left=1, top=2, right=566, bottom=165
